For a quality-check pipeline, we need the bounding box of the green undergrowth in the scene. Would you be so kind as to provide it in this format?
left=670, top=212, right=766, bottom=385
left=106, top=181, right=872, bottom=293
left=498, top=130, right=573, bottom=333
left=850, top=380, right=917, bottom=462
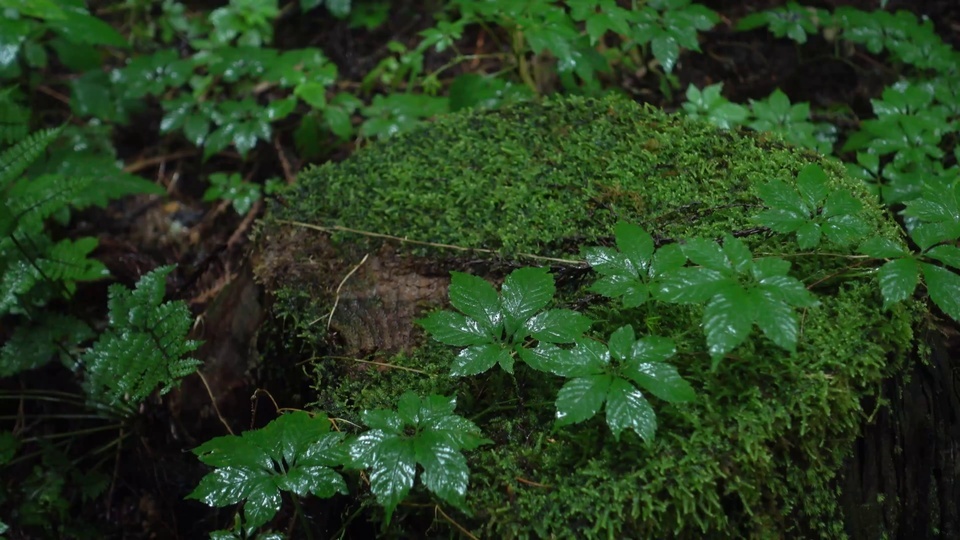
left=258, top=95, right=923, bottom=537
left=278, top=95, right=897, bottom=258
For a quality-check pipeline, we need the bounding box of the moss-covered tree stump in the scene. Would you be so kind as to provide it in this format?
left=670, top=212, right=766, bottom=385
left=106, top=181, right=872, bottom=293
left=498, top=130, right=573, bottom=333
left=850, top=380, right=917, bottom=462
left=254, top=96, right=957, bottom=538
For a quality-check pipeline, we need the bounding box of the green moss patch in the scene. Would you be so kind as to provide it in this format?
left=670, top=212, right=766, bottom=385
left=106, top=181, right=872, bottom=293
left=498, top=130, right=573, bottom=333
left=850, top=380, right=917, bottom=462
left=256, top=95, right=920, bottom=538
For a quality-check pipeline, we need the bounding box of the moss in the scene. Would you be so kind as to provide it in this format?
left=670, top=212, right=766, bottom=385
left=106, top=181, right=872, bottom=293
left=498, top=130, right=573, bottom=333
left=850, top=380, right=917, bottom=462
left=257, top=95, right=921, bottom=537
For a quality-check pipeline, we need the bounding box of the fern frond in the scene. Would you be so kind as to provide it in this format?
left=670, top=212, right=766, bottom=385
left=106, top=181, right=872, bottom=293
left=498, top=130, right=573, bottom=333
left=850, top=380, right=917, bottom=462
left=6, top=173, right=95, bottom=234
left=0, top=235, right=107, bottom=315
left=0, top=88, right=29, bottom=146
left=82, top=266, right=202, bottom=415
left=0, top=314, right=92, bottom=377
left=0, top=126, right=62, bottom=191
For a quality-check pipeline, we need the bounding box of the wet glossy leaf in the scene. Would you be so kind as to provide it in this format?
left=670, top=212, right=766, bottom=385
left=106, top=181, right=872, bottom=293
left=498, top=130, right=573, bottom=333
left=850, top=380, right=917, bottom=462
left=350, top=392, right=488, bottom=523
left=555, top=375, right=611, bottom=427
left=448, top=272, right=501, bottom=332
left=524, top=309, right=592, bottom=343
left=189, top=411, right=347, bottom=529
left=922, top=263, right=960, bottom=323
left=418, top=311, right=491, bottom=346
left=605, top=378, right=656, bottom=442
left=703, top=287, right=753, bottom=361
left=877, top=257, right=919, bottom=309
left=926, top=245, right=960, bottom=270
left=501, top=267, right=555, bottom=335
left=450, top=344, right=511, bottom=376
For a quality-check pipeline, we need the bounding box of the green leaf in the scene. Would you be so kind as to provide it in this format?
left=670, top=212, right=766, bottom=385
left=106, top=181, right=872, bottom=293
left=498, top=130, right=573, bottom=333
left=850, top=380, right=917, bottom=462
left=682, top=237, right=729, bottom=272
left=751, top=257, right=792, bottom=280
left=859, top=237, right=908, bottom=258
left=554, top=375, right=612, bottom=427
left=414, top=431, right=469, bottom=509
left=523, top=309, right=591, bottom=343
left=651, top=34, right=680, bottom=73
left=350, top=392, right=487, bottom=523
left=657, top=267, right=730, bottom=304
left=544, top=339, right=608, bottom=377
left=759, top=275, right=819, bottom=308
left=921, top=263, right=960, bottom=322
left=450, top=344, right=511, bottom=377
left=796, top=164, right=830, bottom=211
left=926, top=245, right=960, bottom=270
left=823, top=214, right=868, bottom=246
left=604, top=378, right=656, bottom=442
left=615, top=221, right=654, bottom=272
left=703, top=287, right=753, bottom=361
left=189, top=411, right=347, bottom=529
left=418, top=310, right=490, bottom=346
left=362, top=435, right=416, bottom=523
left=751, top=288, right=799, bottom=352
left=623, top=357, right=693, bottom=403
left=877, top=257, right=919, bottom=309
left=649, top=243, right=687, bottom=276
left=501, top=267, right=555, bottom=336
left=757, top=179, right=807, bottom=214
left=795, top=221, right=822, bottom=249
left=607, top=325, right=636, bottom=362
left=755, top=208, right=807, bottom=233
left=448, top=272, right=501, bottom=332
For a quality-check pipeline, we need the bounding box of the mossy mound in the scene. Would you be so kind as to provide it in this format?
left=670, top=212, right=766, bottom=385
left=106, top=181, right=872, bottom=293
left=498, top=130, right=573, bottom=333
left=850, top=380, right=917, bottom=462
left=255, top=95, right=920, bottom=538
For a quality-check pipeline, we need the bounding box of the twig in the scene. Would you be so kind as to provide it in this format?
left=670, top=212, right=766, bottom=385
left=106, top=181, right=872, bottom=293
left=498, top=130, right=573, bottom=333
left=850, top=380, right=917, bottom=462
left=278, top=220, right=586, bottom=266
left=195, top=369, right=235, bottom=435
left=434, top=505, right=479, bottom=540
left=122, top=149, right=198, bottom=174
left=323, top=355, right=428, bottom=375
left=227, top=198, right=263, bottom=248
left=319, top=253, right=370, bottom=330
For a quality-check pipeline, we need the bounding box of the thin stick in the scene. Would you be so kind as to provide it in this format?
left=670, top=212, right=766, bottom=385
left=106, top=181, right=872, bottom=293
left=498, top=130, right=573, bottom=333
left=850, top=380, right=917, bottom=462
left=322, top=355, right=428, bottom=375
left=195, top=369, right=235, bottom=435
left=434, top=505, right=479, bottom=540
left=277, top=220, right=586, bottom=266
left=316, top=253, right=369, bottom=329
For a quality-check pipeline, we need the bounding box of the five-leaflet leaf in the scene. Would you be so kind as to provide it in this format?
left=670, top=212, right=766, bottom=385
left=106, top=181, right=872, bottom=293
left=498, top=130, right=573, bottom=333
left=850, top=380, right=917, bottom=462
left=348, top=392, right=490, bottom=524
left=658, top=234, right=820, bottom=365
left=418, top=267, right=592, bottom=376
left=754, top=164, right=869, bottom=249
left=188, top=411, right=348, bottom=532
left=529, top=325, right=694, bottom=442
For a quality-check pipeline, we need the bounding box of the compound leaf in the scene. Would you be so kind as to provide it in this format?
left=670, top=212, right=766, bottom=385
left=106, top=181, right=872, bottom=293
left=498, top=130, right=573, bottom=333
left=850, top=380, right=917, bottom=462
left=350, top=392, right=487, bottom=523
left=189, top=411, right=347, bottom=529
